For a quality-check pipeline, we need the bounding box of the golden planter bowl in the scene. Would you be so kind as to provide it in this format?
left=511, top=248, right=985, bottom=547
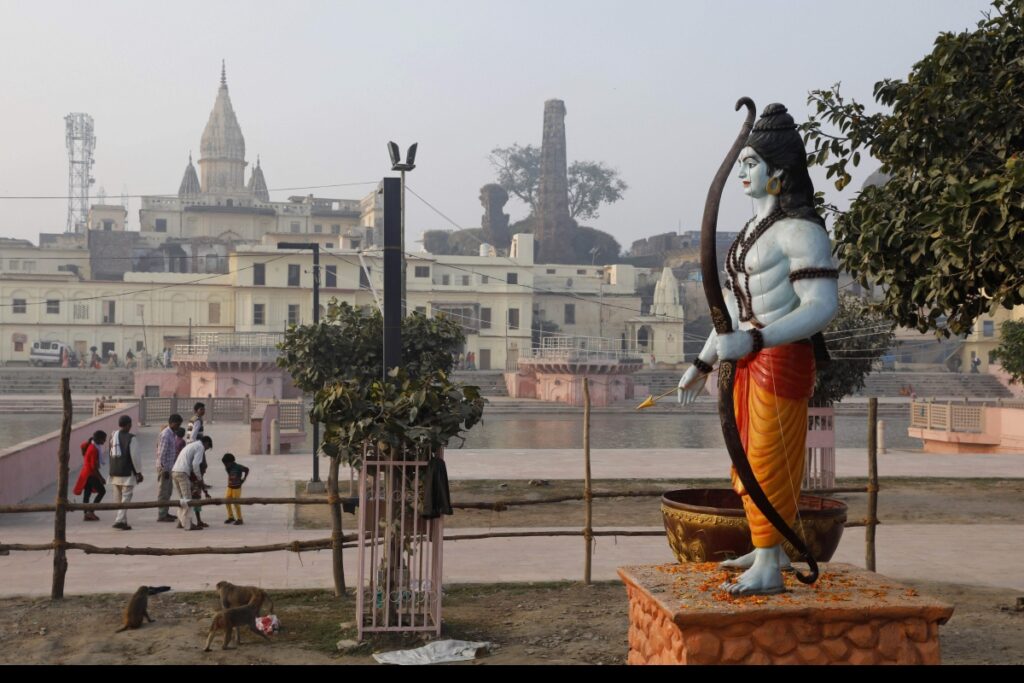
left=661, top=488, right=847, bottom=564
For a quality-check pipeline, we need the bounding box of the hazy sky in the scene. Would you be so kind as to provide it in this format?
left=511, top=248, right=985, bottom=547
left=0, top=0, right=994, bottom=249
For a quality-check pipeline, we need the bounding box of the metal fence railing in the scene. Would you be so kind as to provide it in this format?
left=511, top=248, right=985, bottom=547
left=173, top=333, right=284, bottom=363
left=520, top=335, right=645, bottom=363
left=356, top=445, right=443, bottom=638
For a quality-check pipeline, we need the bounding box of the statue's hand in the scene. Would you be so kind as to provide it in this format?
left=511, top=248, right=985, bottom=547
left=677, top=366, right=708, bottom=406
left=716, top=331, right=754, bottom=360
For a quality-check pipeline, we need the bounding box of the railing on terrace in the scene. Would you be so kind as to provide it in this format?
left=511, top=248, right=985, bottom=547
left=521, top=335, right=645, bottom=363
left=173, top=332, right=285, bottom=362
left=139, top=396, right=251, bottom=426
left=909, top=400, right=984, bottom=433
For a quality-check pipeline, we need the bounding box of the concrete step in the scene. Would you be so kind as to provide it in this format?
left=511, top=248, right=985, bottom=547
left=451, top=370, right=508, bottom=397
left=0, top=368, right=134, bottom=395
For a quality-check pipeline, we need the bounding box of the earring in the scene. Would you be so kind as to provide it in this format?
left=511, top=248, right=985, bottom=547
left=765, top=176, right=782, bottom=196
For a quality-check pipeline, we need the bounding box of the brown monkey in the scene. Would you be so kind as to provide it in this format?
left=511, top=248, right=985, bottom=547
left=203, top=594, right=271, bottom=651
left=215, top=580, right=273, bottom=615
left=115, top=585, right=170, bottom=632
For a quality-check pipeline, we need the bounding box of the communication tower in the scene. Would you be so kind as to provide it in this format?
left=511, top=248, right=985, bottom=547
left=65, top=113, right=96, bottom=233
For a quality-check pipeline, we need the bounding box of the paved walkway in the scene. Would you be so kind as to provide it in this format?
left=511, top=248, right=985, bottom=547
left=2, top=427, right=1022, bottom=595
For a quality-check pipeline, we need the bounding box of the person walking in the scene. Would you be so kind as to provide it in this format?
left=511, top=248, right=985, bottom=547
left=108, top=415, right=143, bottom=530
left=155, top=414, right=183, bottom=522
left=186, top=402, right=206, bottom=444
left=171, top=435, right=211, bottom=531
left=74, top=430, right=107, bottom=522
left=221, top=453, right=250, bottom=525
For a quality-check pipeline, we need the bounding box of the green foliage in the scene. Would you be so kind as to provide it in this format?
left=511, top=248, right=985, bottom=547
left=421, top=229, right=486, bottom=257
left=423, top=219, right=622, bottom=264
left=814, top=295, right=896, bottom=404
left=488, top=144, right=541, bottom=214
left=277, top=301, right=481, bottom=466
left=314, top=369, right=486, bottom=467
left=277, top=300, right=465, bottom=394
left=488, top=144, right=628, bottom=220
left=801, top=0, right=1024, bottom=337
left=991, top=319, right=1024, bottom=383
left=566, top=161, right=629, bottom=221
left=571, top=226, right=623, bottom=266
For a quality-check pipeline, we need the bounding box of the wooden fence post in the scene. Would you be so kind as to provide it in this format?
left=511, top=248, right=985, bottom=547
left=51, top=378, right=72, bottom=599
left=583, top=378, right=593, bottom=585
left=866, top=397, right=878, bottom=572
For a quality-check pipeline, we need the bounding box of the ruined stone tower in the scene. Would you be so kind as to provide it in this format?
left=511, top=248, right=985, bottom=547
left=536, top=99, right=576, bottom=263
left=479, top=183, right=511, bottom=250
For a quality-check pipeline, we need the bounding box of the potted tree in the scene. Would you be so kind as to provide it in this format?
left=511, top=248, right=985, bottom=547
left=278, top=301, right=484, bottom=633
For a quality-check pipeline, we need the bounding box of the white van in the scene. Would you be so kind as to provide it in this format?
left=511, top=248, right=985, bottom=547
left=29, top=340, right=71, bottom=366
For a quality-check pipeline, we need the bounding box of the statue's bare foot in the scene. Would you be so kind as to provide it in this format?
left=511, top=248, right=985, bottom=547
left=720, top=549, right=757, bottom=569
left=720, top=546, right=791, bottom=571
left=720, top=547, right=786, bottom=595
left=777, top=545, right=793, bottom=572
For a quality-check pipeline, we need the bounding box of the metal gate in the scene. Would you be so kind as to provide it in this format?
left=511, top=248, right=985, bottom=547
left=356, top=445, right=443, bottom=637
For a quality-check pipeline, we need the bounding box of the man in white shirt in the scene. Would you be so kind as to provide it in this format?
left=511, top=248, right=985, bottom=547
left=171, top=435, right=211, bottom=531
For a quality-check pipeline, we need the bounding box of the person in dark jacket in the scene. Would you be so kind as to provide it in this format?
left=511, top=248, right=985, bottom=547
left=108, top=415, right=143, bottom=530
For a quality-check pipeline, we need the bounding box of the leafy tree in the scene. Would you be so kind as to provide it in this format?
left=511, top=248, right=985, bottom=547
left=488, top=144, right=541, bottom=214
left=282, top=302, right=485, bottom=613
left=991, top=319, right=1024, bottom=383
left=277, top=300, right=464, bottom=394
left=314, top=369, right=485, bottom=466
left=801, top=0, right=1024, bottom=337
left=813, top=295, right=896, bottom=404
left=488, top=144, right=628, bottom=220
left=571, top=226, right=622, bottom=265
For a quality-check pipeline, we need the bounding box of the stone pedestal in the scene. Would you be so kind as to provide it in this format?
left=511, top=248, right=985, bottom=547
left=619, top=563, right=953, bottom=665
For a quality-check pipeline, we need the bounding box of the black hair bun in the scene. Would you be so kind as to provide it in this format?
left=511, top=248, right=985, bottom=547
left=753, top=103, right=797, bottom=132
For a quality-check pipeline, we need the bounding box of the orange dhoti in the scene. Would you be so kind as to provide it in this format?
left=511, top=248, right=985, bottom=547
left=730, top=342, right=815, bottom=548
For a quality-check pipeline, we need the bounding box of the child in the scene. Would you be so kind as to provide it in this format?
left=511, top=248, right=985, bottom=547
left=74, top=430, right=107, bottom=521
left=222, top=453, right=249, bottom=525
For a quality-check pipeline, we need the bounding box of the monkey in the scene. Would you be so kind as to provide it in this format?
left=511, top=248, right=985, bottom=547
left=115, top=585, right=171, bottom=633
left=215, top=580, right=273, bottom=615
left=203, top=593, right=271, bottom=651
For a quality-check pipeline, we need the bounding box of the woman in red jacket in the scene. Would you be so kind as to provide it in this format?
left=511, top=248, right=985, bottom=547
left=73, top=430, right=107, bottom=521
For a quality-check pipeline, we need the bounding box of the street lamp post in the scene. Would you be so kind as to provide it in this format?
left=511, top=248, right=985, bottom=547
left=388, top=142, right=417, bottom=314
left=277, top=241, right=322, bottom=490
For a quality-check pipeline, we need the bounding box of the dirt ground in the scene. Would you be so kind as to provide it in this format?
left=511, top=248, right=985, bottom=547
left=0, top=580, right=1019, bottom=665
left=295, top=477, right=1024, bottom=529
left=2, top=478, right=1019, bottom=664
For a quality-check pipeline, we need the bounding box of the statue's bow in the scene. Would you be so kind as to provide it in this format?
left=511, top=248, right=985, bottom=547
left=700, top=97, right=819, bottom=585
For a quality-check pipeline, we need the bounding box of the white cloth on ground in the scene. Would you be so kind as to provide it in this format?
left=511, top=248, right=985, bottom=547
left=372, top=640, right=491, bottom=665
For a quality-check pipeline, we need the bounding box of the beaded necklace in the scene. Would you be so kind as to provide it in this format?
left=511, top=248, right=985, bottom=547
left=725, top=207, right=785, bottom=325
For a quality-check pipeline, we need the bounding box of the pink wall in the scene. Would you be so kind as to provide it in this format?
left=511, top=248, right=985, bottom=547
left=0, top=404, right=140, bottom=505
left=190, top=370, right=284, bottom=399
left=504, top=370, right=537, bottom=399
left=909, top=406, right=1024, bottom=453
left=134, top=369, right=189, bottom=397
left=506, top=369, right=635, bottom=406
